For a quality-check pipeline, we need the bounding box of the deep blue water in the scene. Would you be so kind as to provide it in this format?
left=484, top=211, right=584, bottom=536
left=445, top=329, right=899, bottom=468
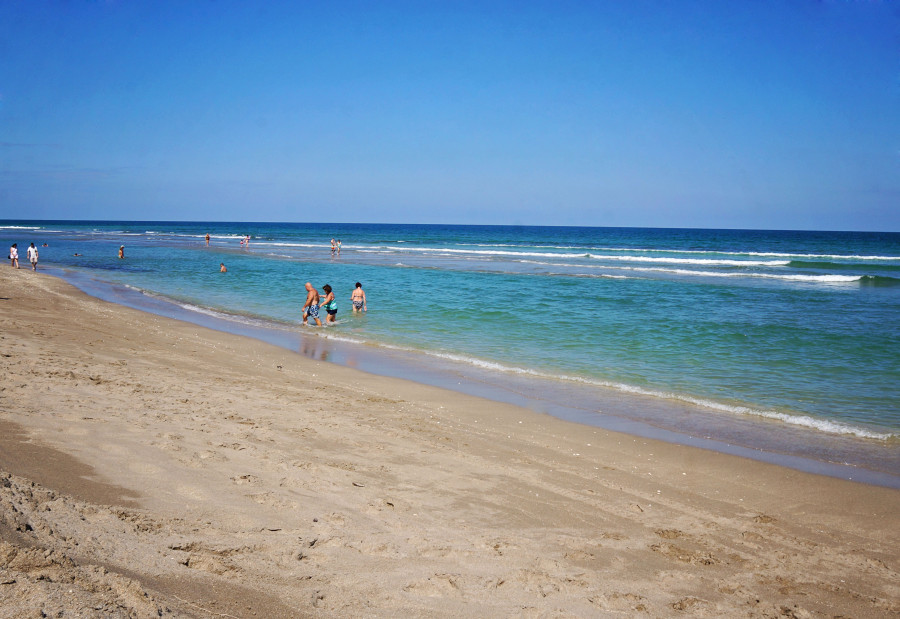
left=3, top=221, right=899, bottom=481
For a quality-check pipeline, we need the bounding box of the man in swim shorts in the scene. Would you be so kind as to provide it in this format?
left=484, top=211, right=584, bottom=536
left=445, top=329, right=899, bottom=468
left=302, top=282, right=322, bottom=326
left=27, top=243, right=38, bottom=271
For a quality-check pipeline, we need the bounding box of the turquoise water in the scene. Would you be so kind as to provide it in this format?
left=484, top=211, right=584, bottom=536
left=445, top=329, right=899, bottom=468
left=3, top=221, right=899, bottom=479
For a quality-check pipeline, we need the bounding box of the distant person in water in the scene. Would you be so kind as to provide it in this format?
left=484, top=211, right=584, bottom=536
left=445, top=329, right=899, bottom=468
left=321, top=284, right=337, bottom=324
left=206, top=233, right=210, bottom=246
left=330, top=238, right=336, bottom=256
left=302, top=282, right=322, bottom=326
left=27, top=243, right=38, bottom=271
left=245, top=235, right=250, bottom=246
left=118, top=245, right=124, bottom=259
left=9, top=244, right=18, bottom=268
left=351, top=282, right=366, bottom=313
left=220, top=263, right=227, bottom=272
left=337, top=239, right=342, bottom=256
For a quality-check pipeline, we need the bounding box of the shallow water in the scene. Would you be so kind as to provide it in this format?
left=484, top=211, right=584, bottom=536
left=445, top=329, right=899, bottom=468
left=3, top=221, right=898, bottom=485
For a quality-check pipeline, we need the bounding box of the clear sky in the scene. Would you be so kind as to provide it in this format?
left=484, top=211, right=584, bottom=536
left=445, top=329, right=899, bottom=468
left=1, top=1, right=898, bottom=230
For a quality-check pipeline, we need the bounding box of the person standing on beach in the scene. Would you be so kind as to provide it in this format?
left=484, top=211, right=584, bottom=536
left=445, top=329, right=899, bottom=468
left=118, top=245, right=124, bottom=259
left=27, top=243, right=38, bottom=271
left=206, top=233, right=210, bottom=246
left=9, top=244, right=19, bottom=268
left=351, top=282, right=367, bottom=313
left=321, top=284, right=337, bottom=324
left=302, top=282, right=322, bottom=326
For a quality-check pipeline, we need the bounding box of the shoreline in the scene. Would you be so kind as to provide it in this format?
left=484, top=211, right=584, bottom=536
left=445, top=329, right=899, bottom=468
left=1, top=267, right=899, bottom=616
left=52, top=264, right=900, bottom=488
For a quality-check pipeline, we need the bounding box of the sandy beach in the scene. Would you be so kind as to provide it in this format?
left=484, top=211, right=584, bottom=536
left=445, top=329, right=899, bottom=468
left=0, top=267, right=897, bottom=618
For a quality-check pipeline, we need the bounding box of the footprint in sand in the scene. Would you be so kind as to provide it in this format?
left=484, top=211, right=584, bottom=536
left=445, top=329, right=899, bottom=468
left=403, top=573, right=463, bottom=598
left=671, top=596, right=711, bottom=613
left=247, top=492, right=295, bottom=509
left=590, top=592, right=649, bottom=613
left=650, top=542, right=718, bottom=566
left=753, top=513, right=777, bottom=524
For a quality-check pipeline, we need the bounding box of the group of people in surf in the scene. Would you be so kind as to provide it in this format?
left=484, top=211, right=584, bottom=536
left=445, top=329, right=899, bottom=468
left=204, top=233, right=366, bottom=327
left=301, top=281, right=366, bottom=327
left=14, top=232, right=366, bottom=329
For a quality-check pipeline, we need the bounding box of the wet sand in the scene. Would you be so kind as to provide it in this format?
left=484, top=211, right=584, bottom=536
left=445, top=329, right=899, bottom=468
left=1, top=267, right=898, bottom=617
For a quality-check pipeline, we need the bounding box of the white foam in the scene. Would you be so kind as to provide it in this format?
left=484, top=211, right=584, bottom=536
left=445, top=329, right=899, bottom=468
left=602, top=265, right=863, bottom=283
left=316, top=333, right=370, bottom=346
left=513, top=260, right=862, bottom=283
left=362, top=246, right=569, bottom=259
left=668, top=395, right=895, bottom=440
left=587, top=255, right=791, bottom=267
left=745, top=252, right=900, bottom=261
left=352, top=240, right=900, bottom=263
left=132, top=288, right=283, bottom=329
left=340, top=243, right=882, bottom=269
left=368, top=348, right=897, bottom=441
left=586, top=246, right=900, bottom=262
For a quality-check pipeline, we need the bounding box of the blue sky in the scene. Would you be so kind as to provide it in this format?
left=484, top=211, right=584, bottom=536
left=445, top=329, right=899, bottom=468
left=1, top=1, right=898, bottom=230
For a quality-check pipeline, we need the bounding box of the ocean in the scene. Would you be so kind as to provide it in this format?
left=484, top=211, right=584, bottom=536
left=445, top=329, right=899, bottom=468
left=3, top=221, right=899, bottom=485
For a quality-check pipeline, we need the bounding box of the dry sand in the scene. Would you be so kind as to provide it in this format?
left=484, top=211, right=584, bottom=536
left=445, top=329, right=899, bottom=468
left=0, top=266, right=897, bottom=618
